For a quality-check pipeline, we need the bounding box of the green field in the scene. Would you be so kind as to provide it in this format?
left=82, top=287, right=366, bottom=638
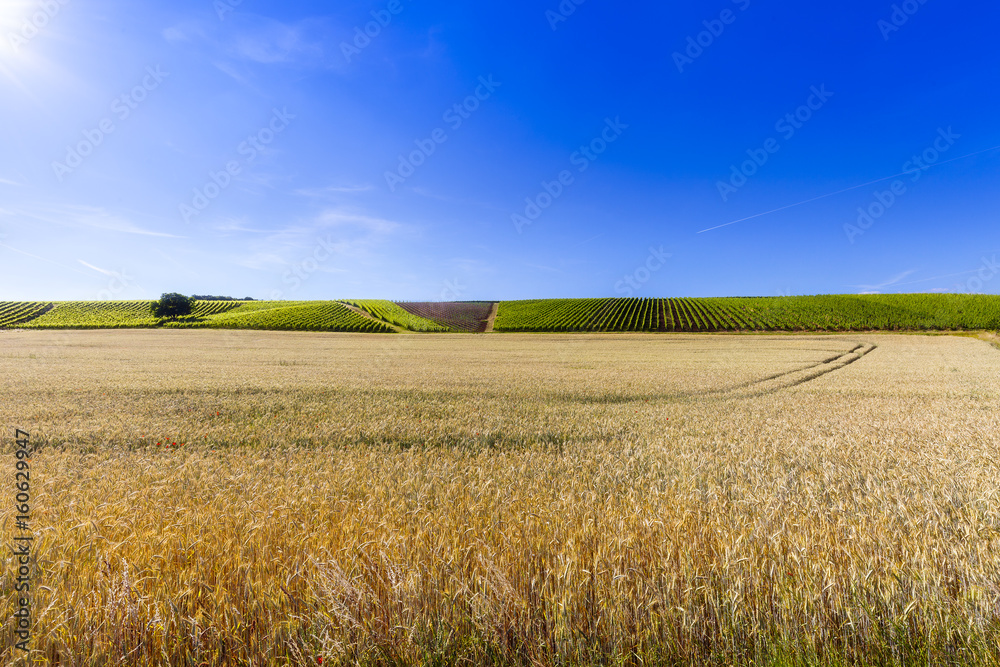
left=3, top=295, right=1000, bottom=332
left=494, top=295, right=1000, bottom=332
left=18, top=300, right=243, bottom=329
left=20, top=300, right=162, bottom=328
left=169, top=301, right=395, bottom=333
left=0, top=301, right=53, bottom=328
left=13, top=300, right=393, bottom=333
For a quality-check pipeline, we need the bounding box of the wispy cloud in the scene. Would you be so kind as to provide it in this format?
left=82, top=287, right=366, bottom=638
left=151, top=248, right=202, bottom=279
left=211, top=60, right=262, bottom=92
left=891, top=269, right=987, bottom=287
left=850, top=269, right=917, bottom=292
left=227, top=17, right=320, bottom=64
left=316, top=210, right=401, bottom=235
left=293, top=184, right=376, bottom=198
left=163, top=14, right=347, bottom=71
left=233, top=207, right=409, bottom=273
left=410, top=186, right=504, bottom=211
left=445, top=257, right=494, bottom=275
left=231, top=251, right=288, bottom=272
left=18, top=204, right=185, bottom=238
left=0, top=243, right=91, bottom=276
left=162, top=22, right=199, bottom=42
left=213, top=219, right=287, bottom=234
left=326, top=184, right=375, bottom=193
left=522, top=261, right=564, bottom=275
left=851, top=267, right=991, bottom=293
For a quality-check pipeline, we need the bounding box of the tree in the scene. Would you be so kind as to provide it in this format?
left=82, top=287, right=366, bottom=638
left=152, top=293, right=195, bottom=319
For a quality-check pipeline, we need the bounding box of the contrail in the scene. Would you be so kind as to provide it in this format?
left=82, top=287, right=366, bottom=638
left=78, top=259, right=117, bottom=276
left=697, top=143, right=1000, bottom=234
left=0, top=243, right=91, bottom=276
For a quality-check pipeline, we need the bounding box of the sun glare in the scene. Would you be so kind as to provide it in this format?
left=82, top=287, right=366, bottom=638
left=0, top=0, right=73, bottom=95
left=0, top=2, right=37, bottom=32
left=0, top=0, right=65, bottom=57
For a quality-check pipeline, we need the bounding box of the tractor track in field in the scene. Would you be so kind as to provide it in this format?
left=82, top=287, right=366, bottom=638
left=572, top=341, right=879, bottom=405
left=706, top=341, right=877, bottom=400
left=484, top=303, right=499, bottom=333
left=570, top=340, right=878, bottom=405
left=536, top=338, right=879, bottom=406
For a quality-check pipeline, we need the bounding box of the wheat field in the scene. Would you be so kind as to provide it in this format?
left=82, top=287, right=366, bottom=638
left=1, top=330, right=998, bottom=665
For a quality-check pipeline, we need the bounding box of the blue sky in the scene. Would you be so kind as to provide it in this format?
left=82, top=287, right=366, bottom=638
left=1, top=0, right=998, bottom=301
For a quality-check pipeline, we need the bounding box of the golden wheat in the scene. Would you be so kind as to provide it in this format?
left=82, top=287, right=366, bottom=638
left=1, top=330, right=998, bottom=665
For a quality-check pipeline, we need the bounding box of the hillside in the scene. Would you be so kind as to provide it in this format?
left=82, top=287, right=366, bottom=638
left=3, top=295, right=1000, bottom=332
left=493, top=295, right=1000, bottom=332
left=10, top=300, right=392, bottom=333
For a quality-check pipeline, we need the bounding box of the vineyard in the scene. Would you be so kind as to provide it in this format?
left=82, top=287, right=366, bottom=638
left=19, top=301, right=162, bottom=328
left=14, top=300, right=244, bottom=329
left=174, top=301, right=394, bottom=333
left=493, top=295, right=1000, bottom=332
left=192, top=300, right=244, bottom=317
left=3, top=295, right=1000, bottom=332
left=395, top=302, right=496, bottom=333
left=0, top=302, right=53, bottom=328
left=342, top=300, right=451, bottom=332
